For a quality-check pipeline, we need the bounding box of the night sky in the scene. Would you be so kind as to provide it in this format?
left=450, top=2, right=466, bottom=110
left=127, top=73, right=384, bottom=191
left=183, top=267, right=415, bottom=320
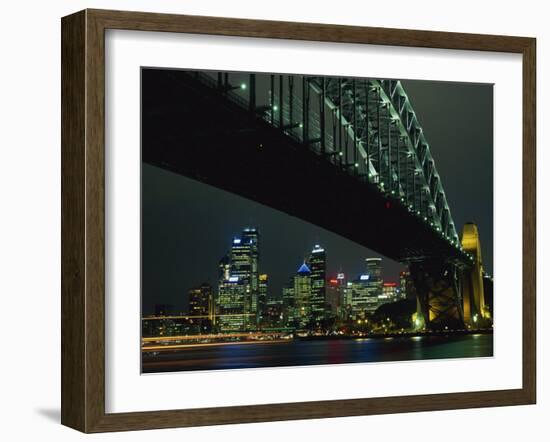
left=142, top=73, right=493, bottom=315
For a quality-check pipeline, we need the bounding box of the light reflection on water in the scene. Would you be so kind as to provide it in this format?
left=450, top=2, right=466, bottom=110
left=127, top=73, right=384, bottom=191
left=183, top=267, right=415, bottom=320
left=142, top=333, right=493, bottom=373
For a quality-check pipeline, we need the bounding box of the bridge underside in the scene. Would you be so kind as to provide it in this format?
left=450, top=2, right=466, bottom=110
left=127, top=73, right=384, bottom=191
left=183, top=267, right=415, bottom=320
left=142, top=69, right=464, bottom=265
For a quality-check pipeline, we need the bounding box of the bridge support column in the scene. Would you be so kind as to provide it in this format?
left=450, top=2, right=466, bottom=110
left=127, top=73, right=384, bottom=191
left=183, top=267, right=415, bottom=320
left=409, top=261, right=465, bottom=331
left=461, top=223, right=491, bottom=328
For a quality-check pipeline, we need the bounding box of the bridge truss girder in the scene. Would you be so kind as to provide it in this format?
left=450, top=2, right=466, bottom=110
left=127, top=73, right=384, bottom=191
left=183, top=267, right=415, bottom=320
left=409, top=260, right=466, bottom=331
left=201, top=70, right=468, bottom=262
left=161, top=70, right=479, bottom=271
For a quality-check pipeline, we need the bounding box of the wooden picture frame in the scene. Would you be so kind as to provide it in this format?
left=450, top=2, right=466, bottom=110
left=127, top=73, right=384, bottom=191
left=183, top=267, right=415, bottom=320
left=61, top=8, right=536, bottom=433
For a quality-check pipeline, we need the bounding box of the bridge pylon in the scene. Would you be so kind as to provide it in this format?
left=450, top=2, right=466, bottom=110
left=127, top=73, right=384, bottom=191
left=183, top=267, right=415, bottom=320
left=461, top=222, right=491, bottom=327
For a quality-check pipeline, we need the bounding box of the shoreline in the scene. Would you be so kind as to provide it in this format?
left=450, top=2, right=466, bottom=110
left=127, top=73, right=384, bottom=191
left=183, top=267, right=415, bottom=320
left=142, top=328, right=493, bottom=352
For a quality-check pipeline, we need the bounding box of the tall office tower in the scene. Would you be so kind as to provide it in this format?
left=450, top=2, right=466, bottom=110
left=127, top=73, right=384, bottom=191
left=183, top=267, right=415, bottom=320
left=258, top=274, right=268, bottom=325
left=346, top=274, right=379, bottom=319
left=326, top=273, right=346, bottom=318
left=365, top=257, right=383, bottom=298
left=188, top=283, right=214, bottom=333
left=365, top=257, right=382, bottom=280
left=326, top=277, right=340, bottom=316
left=308, top=245, right=327, bottom=325
left=282, top=285, right=296, bottom=326
left=216, top=254, right=230, bottom=328
left=217, top=276, right=246, bottom=332
left=294, top=262, right=312, bottom=328
left=188, top=283, right=213, bottom=318
left=261, top=295, right=284, bottom=329
left=335, top=273, right=350, bottom=320
left=231, top=228, right=259, bottom=329
left=216, top=228, right=260, bottom=332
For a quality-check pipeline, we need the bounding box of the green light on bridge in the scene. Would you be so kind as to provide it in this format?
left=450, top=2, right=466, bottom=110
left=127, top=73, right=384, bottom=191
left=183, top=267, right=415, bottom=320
left=240, top=83, right=247, bottom=90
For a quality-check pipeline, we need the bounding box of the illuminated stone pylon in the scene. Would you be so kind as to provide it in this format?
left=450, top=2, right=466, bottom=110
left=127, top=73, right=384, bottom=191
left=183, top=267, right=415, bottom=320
left=461, top=222, right=489, bottom=326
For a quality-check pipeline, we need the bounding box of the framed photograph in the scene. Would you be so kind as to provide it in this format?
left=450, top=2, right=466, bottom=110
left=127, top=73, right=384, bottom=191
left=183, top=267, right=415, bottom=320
left=61, top=9, right=536, bottom=433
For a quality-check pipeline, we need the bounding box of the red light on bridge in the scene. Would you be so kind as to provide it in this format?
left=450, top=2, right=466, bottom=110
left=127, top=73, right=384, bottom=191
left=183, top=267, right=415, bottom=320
left=383, top=282, right=397, bottom=287
left=329, top=279, right=338, bottom=285
left=385, top=202, right=391, bottom=209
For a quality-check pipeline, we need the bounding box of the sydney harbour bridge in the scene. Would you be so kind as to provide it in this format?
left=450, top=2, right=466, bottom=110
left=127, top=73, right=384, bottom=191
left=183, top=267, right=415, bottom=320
left=142, top=68, right=492, bottom=331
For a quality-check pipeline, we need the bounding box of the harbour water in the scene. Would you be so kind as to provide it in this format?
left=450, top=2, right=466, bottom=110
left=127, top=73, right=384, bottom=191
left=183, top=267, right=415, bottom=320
left=142, top=333, right=493, bottom=373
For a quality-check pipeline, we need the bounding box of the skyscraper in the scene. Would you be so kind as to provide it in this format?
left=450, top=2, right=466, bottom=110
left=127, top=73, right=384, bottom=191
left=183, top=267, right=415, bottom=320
left=365, top=257, right=383, bottom=298
left=326, top=277, right=341, bottom=316
left=345, top=274, right=379, bottom=319
left=217, top=277, right=246, bottom=332
left=282, top=284, right=296, bottom=326
left=232, top=228, right=259, bottom=328
left=216, top=228, right=260, bottom=332
left=365, top=257, right=382, bottom=280
left=188, top=283, right=214, bottom=333
left=294, top=262, right=312, bottom=328
left=327, top=272, right=347, bottom=319
left=258, top=274, right=268, bottom=325
left=308, top=245, right=327, bottom=325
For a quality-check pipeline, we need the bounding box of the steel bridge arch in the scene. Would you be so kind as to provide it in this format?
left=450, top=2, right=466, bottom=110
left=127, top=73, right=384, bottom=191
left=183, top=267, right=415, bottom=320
left=191, top=70, right=473, bottom=264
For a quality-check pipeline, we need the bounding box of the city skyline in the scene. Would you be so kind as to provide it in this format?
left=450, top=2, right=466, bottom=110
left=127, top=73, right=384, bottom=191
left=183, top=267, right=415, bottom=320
left=141, top=198, right=408, bottom=316
left=146, top=229, right=409, bottom=319
left=144, top=226, right=413, bottom=335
